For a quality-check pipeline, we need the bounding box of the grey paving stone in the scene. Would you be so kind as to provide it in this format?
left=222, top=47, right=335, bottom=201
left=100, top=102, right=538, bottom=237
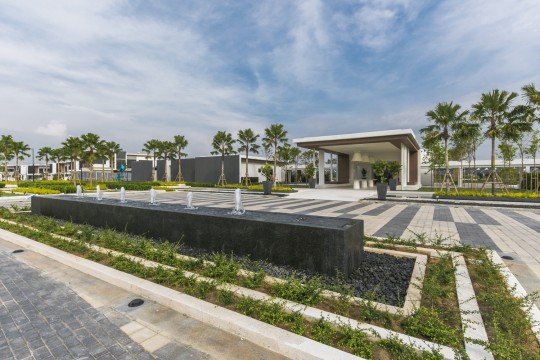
left=373, top=205, right=420, bottom=238
left=0, top=251, right=152, bottom=360
left=433, top=206, right=453, bottom=222
left=455, top=223, right=501, bottom=250
left=465, top=208, right=500, bottom=225
left=154, top=342, right=209, bottom=360
left=363, top=203, right=395, bottom=216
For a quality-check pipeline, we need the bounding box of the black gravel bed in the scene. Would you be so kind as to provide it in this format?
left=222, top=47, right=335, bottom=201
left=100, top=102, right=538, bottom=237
left=179, top=245, right=415, bottom=307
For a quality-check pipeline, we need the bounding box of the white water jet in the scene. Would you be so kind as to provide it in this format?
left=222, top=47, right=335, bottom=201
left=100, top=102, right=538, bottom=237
left=229, top=188, right=245, bottom=215
left=96, top=185, right=102, bottom=201
left=120, top=187, right=126, bottom=203
left=150, top=188, right=157, bottom=205
left=185, top=191, right=197, bottom=209
left=76, top=185, right=82, bottom=198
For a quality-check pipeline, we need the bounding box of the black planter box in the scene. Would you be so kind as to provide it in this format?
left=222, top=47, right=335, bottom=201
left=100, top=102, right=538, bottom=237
left=376, top=183, right=388, bottom=200
left=308, top=179, right=316, bottom=188
left=389, top=179, right=397, bottom=191
left=262, top=181, right=272, bottom=195
left=31, top=196, right=364, bottom=277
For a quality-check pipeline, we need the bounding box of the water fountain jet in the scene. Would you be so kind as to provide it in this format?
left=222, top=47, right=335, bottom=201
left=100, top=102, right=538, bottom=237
left=185, top=191, right=197, bottom=209
left=229, top=188, right=245, bottom=215
left=96, top=185, right=102, bottom=201
left=120, top=187, right=126, bottom=203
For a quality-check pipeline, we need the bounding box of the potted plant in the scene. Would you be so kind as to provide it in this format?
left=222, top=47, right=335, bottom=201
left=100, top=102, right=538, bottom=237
left=261, top=163, right=273, bottom=195
left=387, top=161, right=402, bottom=191
left=372, top=160, right=388, bottom=200
left=305, top=163, right=316, bottom=188
left=361, top=168, right=367, bottom=179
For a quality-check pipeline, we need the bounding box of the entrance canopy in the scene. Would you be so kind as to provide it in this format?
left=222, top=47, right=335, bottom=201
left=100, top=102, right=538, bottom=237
left=293, top=129, right=421, bottom=190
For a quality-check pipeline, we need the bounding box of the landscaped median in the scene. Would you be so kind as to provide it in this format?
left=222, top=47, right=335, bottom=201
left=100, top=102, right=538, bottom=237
left=433, top=190, right=540, bottom=202
left=0, top=209, right=538, bottom=359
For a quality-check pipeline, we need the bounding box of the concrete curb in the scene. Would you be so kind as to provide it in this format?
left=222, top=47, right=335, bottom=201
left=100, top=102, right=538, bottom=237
left=0, top=228, right=363, bottom=360
left=489, top=250, right=540, bottom=343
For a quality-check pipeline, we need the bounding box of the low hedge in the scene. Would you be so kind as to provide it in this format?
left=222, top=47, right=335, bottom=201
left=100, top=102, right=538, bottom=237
left=18, top=180, right=73, bottom=187
left=185, top=182, right=216, bottom=188
left=0, top=183, right=5, bottom=188
left=216, top=183, right=294, bottom=192
left=12, top=187, right=61, bottom=195
left=433, top=190, right=539, bottom=199
left=105, top=183, right=152, bottom=191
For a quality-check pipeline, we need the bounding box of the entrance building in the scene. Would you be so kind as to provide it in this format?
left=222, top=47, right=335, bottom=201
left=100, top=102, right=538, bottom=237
left=293, top=129, right=421, bottom=190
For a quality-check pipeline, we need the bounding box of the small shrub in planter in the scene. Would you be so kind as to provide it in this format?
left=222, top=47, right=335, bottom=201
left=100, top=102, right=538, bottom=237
left=304, top=163, right=316, bottom=188
left=372, top=160, right=388, bottom=200
left=387, top=161, right=401, bottom=191
left=261, top=163, right=273, bottom=195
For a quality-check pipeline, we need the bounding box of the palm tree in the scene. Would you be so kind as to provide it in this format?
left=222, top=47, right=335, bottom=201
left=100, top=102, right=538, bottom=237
left=522, top=83, right=540, bottom=113
left=142, top=139, right=162, bottom=181
left=80, top=133, right=103, bottom=186
left=420, top=102, right=468, bottom=193
left=62, top=136, right=83, bottom=185
left=37, top=147, right=53, bottom=180
left=105, top=141, right=121, bottom=181
left=173, top=135, right=188, bottom=182
left=97, top=141, right=109, bottom=182
left=290, top=146, right=302, bottom=184
left=263, top=124, right=288, bottom=185
left=158, top=141, right=177, bottom=182
left=237, top=129, right=260, bottom=186
left=505, top=105, right=535, bottom=187
left=453, top=120, right=483, bottom=188
left=0, top=135, right=14, bottom=181
left=12, top=141, right=30, bottom=182
left=211, top=131, right=236, bottom=185
left=472, top=90, right=527, bottom=194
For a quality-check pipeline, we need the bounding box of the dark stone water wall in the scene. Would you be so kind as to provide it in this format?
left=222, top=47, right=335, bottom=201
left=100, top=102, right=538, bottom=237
left=31, top=196, right=364, bottom=277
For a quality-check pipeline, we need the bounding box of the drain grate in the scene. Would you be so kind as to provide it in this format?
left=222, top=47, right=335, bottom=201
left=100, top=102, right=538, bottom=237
left=12, top=249, right=24, bottom=254
left=501, top=255, right=514, bottom=260
left=128, top=299, right=144, bottom=308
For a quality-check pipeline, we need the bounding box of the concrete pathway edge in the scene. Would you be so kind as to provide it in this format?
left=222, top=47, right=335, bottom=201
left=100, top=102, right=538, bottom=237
left=0, top=228, right=364, bottom=360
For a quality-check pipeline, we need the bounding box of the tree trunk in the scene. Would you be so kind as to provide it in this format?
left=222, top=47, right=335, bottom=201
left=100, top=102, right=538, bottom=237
left=153, top=155, right=157, bottom=182
left=45, top=159, right=49, bottom=180
left=444, top=137, right=449, bottom=192
left=101, top=159, right=105, bottom=182
left=220, top=154, right=225, bottom=185
left=273, top=141, right=277, bottom=185
left=14, top=157, right=19, bottom=182
left=177, top=154, right=183, bottom=182
left=491, top=136, right=496, bottom=195
left=245, top=149, right=249, bottom=186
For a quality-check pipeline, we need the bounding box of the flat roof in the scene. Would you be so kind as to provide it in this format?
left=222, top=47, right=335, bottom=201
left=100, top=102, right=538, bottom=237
left=293, top=129, right=420, bottom=151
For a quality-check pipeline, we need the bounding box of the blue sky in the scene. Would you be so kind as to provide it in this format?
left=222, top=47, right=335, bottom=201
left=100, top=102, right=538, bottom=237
left=0, top=0, right=539, bottom=160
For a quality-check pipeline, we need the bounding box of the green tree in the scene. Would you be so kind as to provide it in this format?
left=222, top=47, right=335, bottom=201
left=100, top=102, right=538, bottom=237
left=263, top=124, right=288, bottom=185
left=421, top=102, right=468, bottom=192
left=0, top=135, right=14, bottom=181
left=80, top=133, right=103, bottom=186
left=504, top=105, right=536, bottom=187
left=421, top=130, right=445, bottom=188
left=290, top=146, right=302, bottom=184
left=12, top=141, right=30, bottom=182
left=277, top=143, right=293, bottom=183
left=142, top=139, right=162, bottom=182
left=62, top=136, right=83, bottom=184
left=173, top=135, right=188, bottom=182
left=104, top=141, right=121, bottom=181
left=525, top=131, right=540, bottom=192
left=158, top=140, right=177, bottom=181
left=37, top=146, right=53, bottom=180
left=472, top=90, right=520, bottom=194
left=237, top=129, right=260, bottom=186
left=498, top=141, right=517, bottom=184
left=453, top=120, right=483, bottom=188
left=49, top=148, right=64, bottom=180
left=211, top=131, right=236, bottom=185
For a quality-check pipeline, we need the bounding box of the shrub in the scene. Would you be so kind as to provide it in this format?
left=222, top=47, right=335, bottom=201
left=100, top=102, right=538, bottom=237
left=0, top=183, right=5, bottom=188
left=304, top=163, right=315, bottom=179
left=261, top=163, right=273, bottom=182
left=521, top=172, right=540, bottom=191
left=184, top=182, right=216, bottom=188
left=12, top=187, right=61, bottom=195
left=433, top=190, right=539, bottom=199
left=372, top=160, right=388, bottom=183
left=104, top=182, right=152, bottom=190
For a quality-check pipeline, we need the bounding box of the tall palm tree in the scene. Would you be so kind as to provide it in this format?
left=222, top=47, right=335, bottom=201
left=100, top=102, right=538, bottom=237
left=472, top=90, right=523, bottom=194
left=453, top=119, right=483, bottom=188
left=37, top=146, right=53, bottom=180
left=105, top=141, right=121, bottom=181
left=290, top=146, right=302, bottom=184
left=80, top=133, right=103, bottom=186
left=263, top=124, right=288, bottom=185
left=210, top=131, right=236, bottom=185
left=237, top=129, right=260, bottom=186
left=173, top=135, right=188, bottom=182
left=158, top=141, right=177, bottom=182
left=420, top=102, right=468, bottom=192
left=12, top=141, right=30, bottom=182
left=142, top=139, right=162, bottom=181
left=526, top=131, right=540, bottom=193
left=62, top=136, right=83, bottom=185
left=0, top=135, right=14, bottom=181
left=97, top=141, right=109, bottom=182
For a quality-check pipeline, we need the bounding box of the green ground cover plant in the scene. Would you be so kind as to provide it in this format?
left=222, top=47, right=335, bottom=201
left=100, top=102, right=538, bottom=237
left=217, top=183, right=294, bottom=192
left=12, top=187, right=61, bottom=195
left=0, top=215, right=445, bottom=359
left=433, top=190, right=539, bottom=199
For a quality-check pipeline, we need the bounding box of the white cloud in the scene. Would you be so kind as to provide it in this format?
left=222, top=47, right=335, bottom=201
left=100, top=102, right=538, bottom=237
left=36, top=121, right=68, bottom=137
